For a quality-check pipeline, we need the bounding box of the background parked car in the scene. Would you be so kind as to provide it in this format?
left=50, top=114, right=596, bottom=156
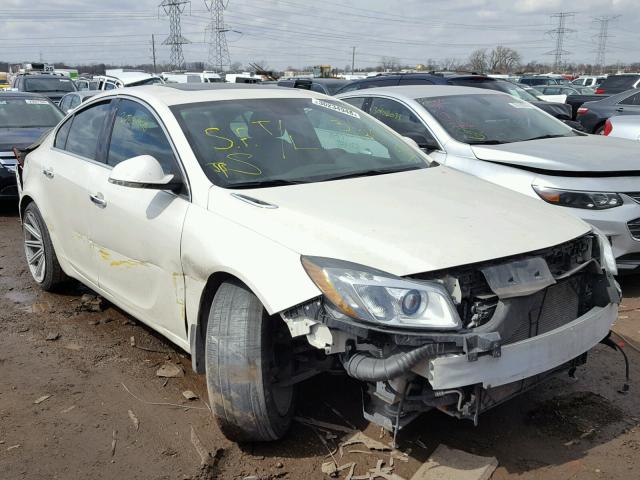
left=76, top=77, right=99, bottom=91
left=58, top=91, right=99, bottom=113
left=277, top=77, right=350, bottom=95
left=12, top=73, right=77, bottom=104
left=335, top=73, right=576, bottom=124
left=337, top=85, right=640, bottom=271
left=595, top=74, right=640, bottom=95
left=572, top=76, right=606, bottom=88
left=94, top=70, right=164, bottom=90
left=0, top=92, right=63, bottom=199
left=577, top=89, right=640, bottom=133
left=536, top=85, right=595, bottom=103
left=519, top=76, right=569, bottom=87
left=603, top=115, right=640, bottom=141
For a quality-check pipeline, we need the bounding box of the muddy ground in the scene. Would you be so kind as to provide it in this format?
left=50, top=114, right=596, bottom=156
left=1, top=201, right=639, bottom=480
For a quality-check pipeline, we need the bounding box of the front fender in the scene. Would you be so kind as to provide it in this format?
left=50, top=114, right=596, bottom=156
left=181, top=203, right=321, bottom=329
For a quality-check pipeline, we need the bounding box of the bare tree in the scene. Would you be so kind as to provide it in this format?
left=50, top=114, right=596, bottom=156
left=488, top=46, right=521, bottom=73
left=440, top=57, right=462, bottom=71
left=468, top=49, right=488, bottom=73
left=379, top=56, right=400, bottom=71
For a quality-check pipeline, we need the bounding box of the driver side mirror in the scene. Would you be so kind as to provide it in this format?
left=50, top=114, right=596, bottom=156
left=108, top=155, right=182, bottom=192
left=403, top=133, right=440, bottom=151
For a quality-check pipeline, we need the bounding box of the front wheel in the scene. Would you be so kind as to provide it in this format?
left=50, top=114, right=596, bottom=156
left=205, top=280, right=295, bottom=442
left=22, top=202, right=68, bottom=291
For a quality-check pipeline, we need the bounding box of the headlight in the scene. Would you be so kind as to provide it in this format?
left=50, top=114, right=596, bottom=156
left=533, top=186, right=622, bottom=210
left=301, top=256, right=461, bottom=330
left=592, top=227, right=618, bottom=275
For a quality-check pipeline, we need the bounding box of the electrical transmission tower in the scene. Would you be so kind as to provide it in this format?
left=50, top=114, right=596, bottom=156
left=160, top=0, right=191, bottom=70
left=594, top=16, right=620, bottom=73
left=205, top=0, right=231, bottom=72
left=547, top=12, right=576, bottom=71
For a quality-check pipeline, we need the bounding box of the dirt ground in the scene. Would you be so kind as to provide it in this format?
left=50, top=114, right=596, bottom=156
left=1, top=201, right=639, bottom=480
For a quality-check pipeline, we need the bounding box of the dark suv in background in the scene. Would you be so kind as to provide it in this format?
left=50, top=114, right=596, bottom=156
left=12, top=73, right=77, bottom=105
left=595, top=74, right=640, bottom=95
left=335, top=73, right=576, bottom=123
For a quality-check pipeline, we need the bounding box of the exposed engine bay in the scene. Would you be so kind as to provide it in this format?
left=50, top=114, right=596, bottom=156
left=281, top=233, right=621, bottom=433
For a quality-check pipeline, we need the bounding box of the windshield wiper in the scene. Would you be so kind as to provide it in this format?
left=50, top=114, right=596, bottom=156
left=468, top=140, right=509, bottom=145
left=523, top=134, right=569, bottom=141
left=227, top=179, right=310, bottom=189
left=319, top=166, right=424, bottom=182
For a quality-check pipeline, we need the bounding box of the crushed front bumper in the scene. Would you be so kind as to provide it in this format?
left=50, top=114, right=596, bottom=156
left=416, top=302, right=617, bottom=390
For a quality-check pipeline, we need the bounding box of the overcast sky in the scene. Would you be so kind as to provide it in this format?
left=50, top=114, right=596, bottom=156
left=1, top=0, right=638, bottom=69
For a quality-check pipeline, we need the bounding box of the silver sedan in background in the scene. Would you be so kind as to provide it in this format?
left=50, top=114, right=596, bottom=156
left=337, top=85, right=640, bottom=273
left=604, top=115, right=640, bottom=142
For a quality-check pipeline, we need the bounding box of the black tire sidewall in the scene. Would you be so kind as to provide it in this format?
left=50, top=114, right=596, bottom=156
left=204, top=280, right=295, bottom=442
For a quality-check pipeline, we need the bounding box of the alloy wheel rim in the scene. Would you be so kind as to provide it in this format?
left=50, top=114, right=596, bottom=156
left=23, top=212, right=46, bottom=283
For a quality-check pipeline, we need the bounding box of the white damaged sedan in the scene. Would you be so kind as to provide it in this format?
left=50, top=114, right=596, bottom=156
left=16, top=84, right=620, bottom=441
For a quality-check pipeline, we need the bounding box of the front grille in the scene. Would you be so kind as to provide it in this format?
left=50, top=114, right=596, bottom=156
left=623, top=192, right=640, bottom=204
left=627, top=218, right=640, bottom=240
left=506, top=276, right=582, bottom=344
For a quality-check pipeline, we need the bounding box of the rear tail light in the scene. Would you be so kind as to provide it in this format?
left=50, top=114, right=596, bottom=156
left=603, top=119, right=613, bottom=136
left=595, top=88, right=605, bottom=94
left=577, top=107, right=589, bottom=116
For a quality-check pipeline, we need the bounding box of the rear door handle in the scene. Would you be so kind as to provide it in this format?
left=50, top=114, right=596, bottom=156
left=616, top=107, right=624, bottom=112
left=89, top=193, right=107, bottom=208
left=42, top=168, right=54, bottom=179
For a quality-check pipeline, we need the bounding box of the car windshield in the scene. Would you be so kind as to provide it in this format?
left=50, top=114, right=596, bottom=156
left=0, top=97, right=64, bottom=127
left=172, top=97, right=429, bottom=188
left=24, top=76, right=76, bottom=93
left=416, top=94, right=576, bottom=145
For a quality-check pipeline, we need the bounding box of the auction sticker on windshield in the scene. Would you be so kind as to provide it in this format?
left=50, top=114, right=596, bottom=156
left=25, top=99, right=50, bottom=105
left=312, top=98, right=360, bottom=118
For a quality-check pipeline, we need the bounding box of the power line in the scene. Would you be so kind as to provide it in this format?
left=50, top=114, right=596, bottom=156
left=204, top=0, right=231, bottom=71
left=160, top=0, right=191, bottom=70
left=546, top=12, right=576, bottom=70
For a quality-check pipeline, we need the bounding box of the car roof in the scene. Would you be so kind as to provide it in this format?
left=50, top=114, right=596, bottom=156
left=64, top=91, right=98, bottom=98
left=0, top=91, right=52, bottom=100
left=95, top=84, right=327, bottom=106
left=336, top=84, right=504, bottom=100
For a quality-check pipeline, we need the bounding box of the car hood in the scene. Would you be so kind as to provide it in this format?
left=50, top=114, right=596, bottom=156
left=0, top=127, right=51, bottom=151
left=208, top=167, right=589, bottom=276
left=471, top=134, right=640, bottom=173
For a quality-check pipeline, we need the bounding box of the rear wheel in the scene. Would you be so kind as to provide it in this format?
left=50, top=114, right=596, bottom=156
left=22, top=203, right=68, bottom=291
left=205, top=280, right=295, bottom=442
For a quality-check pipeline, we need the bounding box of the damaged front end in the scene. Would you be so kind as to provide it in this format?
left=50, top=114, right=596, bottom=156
left=282, top=231, right=620, bottom=433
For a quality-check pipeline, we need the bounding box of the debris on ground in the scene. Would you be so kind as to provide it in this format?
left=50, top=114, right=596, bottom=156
left=295, top=416, right=356, bottom=434
left=61, top=405, right=76, bottom=414
left=111, top=430, right=117, bottom=457
left=156, top=362, right=184, bottom=378
left=189, top=426, right=224, bottom=480
left=130, top=336, right=136, bottom=347
left=409, top=445, right=498, bottom=480
left=128, top=410, right=139, bottom=431
left=183, top=390, right=199, bottom=401
left=340, top=431, right=391, bottom=456
left=322, top=461, right=356, bottom=478
left=45, top=332, right=60, bottom=341
left=6, top=444, right=21, bottom=451
left=77, top=294, right=106, bottom=312
left=528, top=391, right=624, bottom=440
left=33, top=394, right=52, bottom=405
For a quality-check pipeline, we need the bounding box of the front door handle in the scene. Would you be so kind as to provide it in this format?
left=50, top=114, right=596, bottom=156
left=89, top=193, right=107, bottom=208
left=616, top=107, right=624, bottom=112
left=42, top=168, right=54, bottom=179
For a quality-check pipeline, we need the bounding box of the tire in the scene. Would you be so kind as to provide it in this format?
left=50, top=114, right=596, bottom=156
left=205, top=280, right=295, bottom=442
left=22, top=202, right=68, bottom=291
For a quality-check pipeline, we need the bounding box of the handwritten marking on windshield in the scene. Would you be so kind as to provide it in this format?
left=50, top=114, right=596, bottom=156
left=205, top=127, right=234, bottom=150
left=207, top=154, right=262, bottom=178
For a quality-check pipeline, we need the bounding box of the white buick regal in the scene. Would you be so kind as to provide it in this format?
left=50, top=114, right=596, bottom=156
left=16, top=84, right=620, bottom=442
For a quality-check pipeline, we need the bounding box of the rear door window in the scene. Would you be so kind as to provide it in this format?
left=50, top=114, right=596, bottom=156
left=64, top=101, right=111, bottom=160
